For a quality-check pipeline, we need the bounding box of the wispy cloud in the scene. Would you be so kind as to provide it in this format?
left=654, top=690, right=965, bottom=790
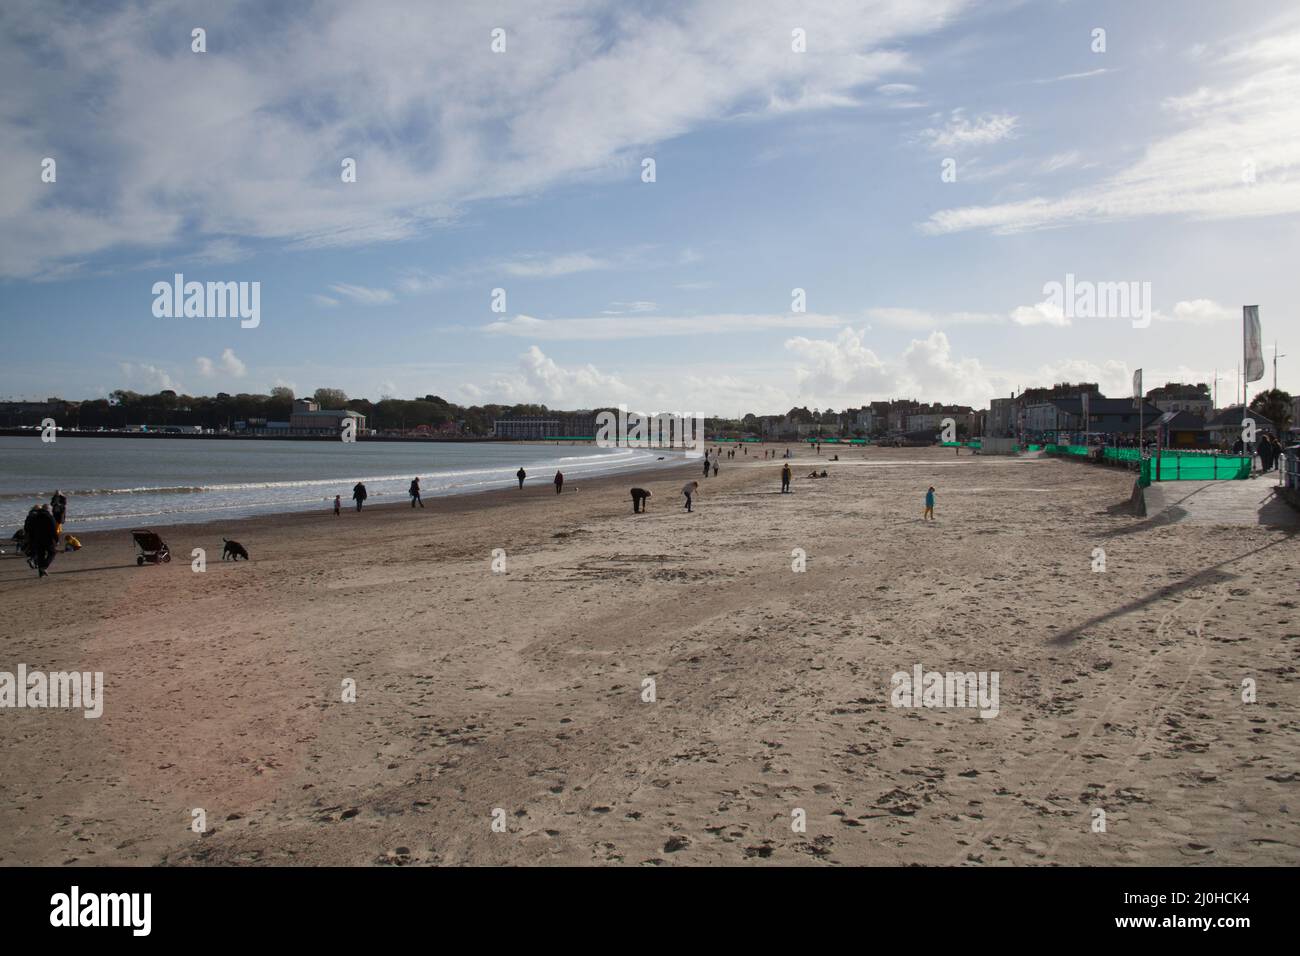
left=0, top=0, right=971, bottom=279
left=499, top=253, right=610, bottom=279
left=922, top=109, right=1018, bottom=150
left=328, top=283, right=395, bottom=305
left=483, top=312, right=846, bottom=341
left=1034, top=67, right=1115, bottom=84
left=600, top=301, right=658, bottom=315
left=924, top=24, right=1300, bottom=234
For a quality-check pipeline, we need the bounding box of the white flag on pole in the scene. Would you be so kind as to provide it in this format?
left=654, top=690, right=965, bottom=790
left=1132, top=368, right=1142, bottom=407
left=1244, top=305, right=1265, bottom=383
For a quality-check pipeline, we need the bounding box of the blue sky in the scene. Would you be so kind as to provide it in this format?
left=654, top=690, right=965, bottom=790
left=1, top=0, right=1297, bottom=415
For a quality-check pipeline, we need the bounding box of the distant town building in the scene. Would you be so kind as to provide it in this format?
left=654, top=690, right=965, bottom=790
left=986, top=397, right=1016, bottom=438
left=289, top=398, right=366, bottom=435
left=1036, top=396, right=1163, bottom=436
left=1146, top=382, right=1213, bottom=416
left=493, top=414, right=597, bottom=440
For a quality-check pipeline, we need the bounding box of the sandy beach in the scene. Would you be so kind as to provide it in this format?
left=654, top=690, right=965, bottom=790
left=1, top=446, right=1296, bottom=866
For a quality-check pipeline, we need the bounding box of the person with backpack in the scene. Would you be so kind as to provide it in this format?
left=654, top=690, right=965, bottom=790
left=23, top=504, right=57, bottom=578
left=352, top=482, right=368, bottom=512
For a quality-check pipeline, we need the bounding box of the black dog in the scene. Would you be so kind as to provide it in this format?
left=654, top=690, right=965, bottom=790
left=222, top=537, right=249, bottom=561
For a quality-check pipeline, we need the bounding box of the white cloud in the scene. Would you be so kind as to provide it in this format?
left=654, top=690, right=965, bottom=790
left=465, top=346, right=634, bottom=406
left=1009, top=300, right=1070, bottom=327
left=925, top=25, right=1300, bottom=234
left=899, top=331, right=994, bottom=406
left=0, top=0, right=971, bottom=278
left=786, top=326, right=895, bottom=397
left=922, top=109, right=1018, bottom=150
left=312, top=294, right=341, bottom=308
left=1161, top=298, right=1234, bottom=324
left=784, top=327, right=993, bottom=408
left=120, top=362, right=183, bottom=393
left=195, top=348, right=247, bottom=379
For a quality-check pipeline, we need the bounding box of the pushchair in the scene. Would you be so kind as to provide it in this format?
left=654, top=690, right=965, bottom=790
left=131, top=529, right=171, bottom=565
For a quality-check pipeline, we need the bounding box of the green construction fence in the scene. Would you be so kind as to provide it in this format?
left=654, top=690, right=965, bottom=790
left=1043, top=444, right=1251, bottom=485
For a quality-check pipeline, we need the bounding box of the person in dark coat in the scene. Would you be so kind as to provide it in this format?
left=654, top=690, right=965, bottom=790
left=352, top=482, right=368, bottom=511
left=630, top=487, right=651, bottom=513
left=409, top=477, right=424, bottom=508
left=516, top=468, right=526, bottom=489
left=23, top=504, right=57, bottom=577
left=553, top=471, right=564, bottom=494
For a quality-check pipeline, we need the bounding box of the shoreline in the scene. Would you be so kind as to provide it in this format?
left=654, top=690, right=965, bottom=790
left=0, top=430, right=605, bottom=443
left=4, top=455, right=705, bottom=555
left=1, top=437, right=710, bottom=537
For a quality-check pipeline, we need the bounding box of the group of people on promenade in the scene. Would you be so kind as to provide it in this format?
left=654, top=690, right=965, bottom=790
left=1248, top=433, right=1288, bottom=473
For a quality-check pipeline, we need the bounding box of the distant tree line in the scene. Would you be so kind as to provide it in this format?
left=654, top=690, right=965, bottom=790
left=12, top=387, right=558, bottom=435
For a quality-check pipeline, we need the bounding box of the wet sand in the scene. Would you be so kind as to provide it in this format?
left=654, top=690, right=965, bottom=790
left=1, top=446, right=1296, bottom=866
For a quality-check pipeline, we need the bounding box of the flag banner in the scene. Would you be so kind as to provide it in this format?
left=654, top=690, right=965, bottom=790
left=1244, top=305, right=1265, bottom=383
left=1132, top=368, right=1142, bottom=406
left=1082, top=392, right=1090, bottom=429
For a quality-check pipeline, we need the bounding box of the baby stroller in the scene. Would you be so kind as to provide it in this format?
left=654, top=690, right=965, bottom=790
left=132, top=529, right=171, bottom=565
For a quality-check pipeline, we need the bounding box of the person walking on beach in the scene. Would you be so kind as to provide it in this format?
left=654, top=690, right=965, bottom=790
left=333, top=495, right=341, bottom=516
left=516, top=467, right=526, bottom=489
left=50, top=490, right=67, bottom=536
left=682, top=480, right=698, bottom=512
left=409, top=477, right=424, bottom=507
left=780, top=462, right=791, bottom=493
left=702, top=457, right=711, bottom=478
left=923, top=486, right=935, bottom=521
left=712, top=459, right=719, bottom=477
left=23, top=504, right=57, bottom=578
left=554, top=470, right=564, bottom=494
left=352, top=481, right=367, bottom=512
left=631, top=487, right=651, bottom=513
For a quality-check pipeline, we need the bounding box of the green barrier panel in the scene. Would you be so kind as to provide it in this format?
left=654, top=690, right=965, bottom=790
left=1046, top=445, right=1252, bottom=482
left=1148, top=454, right=1251, bottom=481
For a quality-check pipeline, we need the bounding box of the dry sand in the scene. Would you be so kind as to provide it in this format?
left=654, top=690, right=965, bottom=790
left=1, top=446, right=1296, bottom=866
